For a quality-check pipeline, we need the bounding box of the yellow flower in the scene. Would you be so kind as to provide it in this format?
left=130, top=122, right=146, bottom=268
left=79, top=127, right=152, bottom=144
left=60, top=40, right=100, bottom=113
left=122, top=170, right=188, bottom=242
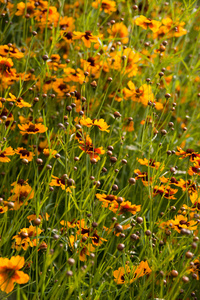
left=0, top=256, right=29, bottom=294
left=135, top=15, right=161, bottom=32
left=92, top=0, right=116, bottom=14
left=0, top=146, right=15, bottom=162
left=18, top=122, right=48, bottom=135
left=73, top=31, right=99, bottom=48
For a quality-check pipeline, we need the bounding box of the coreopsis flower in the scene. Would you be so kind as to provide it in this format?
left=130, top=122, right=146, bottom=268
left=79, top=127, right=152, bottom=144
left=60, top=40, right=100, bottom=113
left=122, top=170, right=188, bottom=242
left=77, top=226, right=107, bottom=247
left=7, top=94, right=31, bottom=108
left=123, top=82, right=154, bottom=106
left=0, top=56, right=15, bottom=78
left=0, top=45, right=24, bottom=59
left=52, top=79, right=75, bottom=97
left=189, top=259, right=200, bottom=280
left=80, top=117, right=110, bottom=132
left=113, top=264, right=132, bottom=284
left=170, top=215, right=198, bottom=233
left=134, top=169, right=152, bottom=186
left=0, top=206, right=8, bottom=213
left=96, top=193, right=118, bottom=203
left=109, top=201, right=141, bottom=215
left=0, top=256, right=29, bottom=294
left=159, top=176, right=179, bottom=185
left=92, top=0, right=116, bottom=14
left=122, top=119, right=134, bottom=132
left=78, top=135, right=105, bottom=161
left=27, top=213, right=49, bottom=223
left=11, top=179, right=29, bottom=190
left=113, top=261, right=151, bottom=284
left=137, top=158, right=164, bottom=170
left=107, top=22, right=129, bottom=44
left=123, top=48, right=140, bottom=77
left=64, top=67, right=85, bottom=84
left=18, top=122, right=48, bottom=135
left=177, top=179, right=199, bottom=203
left=175, top=147, right=200, bottom=162
left=15, top=1, right=36, bottom=17
left=73, top=31, right=99, bottom=48
left=61, top=31, right=74, bottom=44
left=7, top=185, right=34, bottom=210
left=0, top=146, right=15, bottom=162
left=59, top=16, right=75, bottom=31
left=15, top=147, right=35, bottom=161
left=12, top=226, right=43, bottom=251
left=79, top=244, right=96, bottom=261
left=43, top=148, right=57, bottom=157
left=34, top=6, right=60, bottom=27
left=162, top=18, right=187, bottom=37
left=153, top=185, right=178, bottom=199
left=69, top=234, right=95, bottom=261
left=135, top=15, right=161, bottom=32
left=49, top=175, right=75, bottom=193
left=188, top=160, right=200, bottom=176
left=60, top=219, right=86, bottom=233
left=80, top=56, right=101, bottom=77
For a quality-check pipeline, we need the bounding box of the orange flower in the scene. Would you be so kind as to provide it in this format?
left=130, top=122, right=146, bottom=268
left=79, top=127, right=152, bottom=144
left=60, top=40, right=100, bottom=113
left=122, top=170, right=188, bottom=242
left=123, top=82, right=154, bottom=105
left=15, top=1, right=36, bottom=17
left=123, top=48, right=140, bottom=77
left=49, top=175, right=75, bottom=193
left=113, top=265, right=132, bottom=284
left=92, top=0, right=116, bottom=14
left=61, top=31, right=74, bottom=44
left=109, top=201, right=141, bottom=215
left=162, top=18, right=187, bottom=37
left=34, top=6, right=60, bottom=28
left=188, top=161, right=200, bottom=176
left=0, top=146, right=15, bottom=162
left=96, top=193, right=118, bottom=203
left=93, top=119, right=110, bottom=132
left=15, top=147, right=34, bottom=161
left=0, top=45, right=24, bottom=59
left=153, top=185, right=178, bottom=199
left=18, top=122, right=48, bottom=135
left=12, top=226, right=42, bottom=251
left=73, top=31, right=99, bottom=48
left=78, top=135, right=105, bottom=161
left=52, top=79, right=75, bottom=97
left=43, top=148, right=57, bottom=157
left=108, top=22, right=129, bottom=44
left=11, top=179, right=29, bottom=190
left=69, top=235, right=95, bottom=261
left=7, top=185, right=34, bottom=210
left=0, top=256, right=29, bottom=294
left=122, top=119, right=134, bottom=132
left=113, top=261, right=151, bottom=284
left=137, top=158, right=163, bottom=170
left=189, top=259, right=200, bottom=280
left=170, top=215, right=197, bottom=233
left=177, top=179, right=198, bottom=203
left=80, top=117, right=110, bottom=132
left=77, top=227, right=107, bottom=246
left=0, top=206, right=8, bottom=213
left=59, top=16, right=75, bottom=31
left=7, top=93, right=31, bottom=108
left=27, top=213, right=49, bottom=222
left=0, top=56, right=15, bottom=78
left=135, top=15, right=161, bottom=32
left=64, top=67, right=85, bottom=84
left=134, top=169, right=152, bottom=186
left=175, top=147, right=200, bottom=162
